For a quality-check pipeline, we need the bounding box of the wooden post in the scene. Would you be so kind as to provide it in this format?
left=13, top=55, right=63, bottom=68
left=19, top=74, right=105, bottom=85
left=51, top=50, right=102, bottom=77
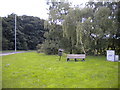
left=59, top=56, right=61, bottom=61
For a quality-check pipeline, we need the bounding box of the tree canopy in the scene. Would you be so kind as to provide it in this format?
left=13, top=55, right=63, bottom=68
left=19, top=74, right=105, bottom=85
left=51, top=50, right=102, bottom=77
left=39, top=0, right=119, bottom=55
left=2, top=14, right=47, bottom=50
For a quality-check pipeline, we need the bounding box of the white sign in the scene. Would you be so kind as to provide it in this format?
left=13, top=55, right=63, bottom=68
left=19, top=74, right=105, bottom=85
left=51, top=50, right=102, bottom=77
left=107, top=50, right=115, bottom=61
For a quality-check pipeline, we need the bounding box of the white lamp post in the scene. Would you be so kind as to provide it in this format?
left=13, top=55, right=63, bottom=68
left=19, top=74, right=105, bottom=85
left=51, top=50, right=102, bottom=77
left=15, top=14, right=16, bottom=52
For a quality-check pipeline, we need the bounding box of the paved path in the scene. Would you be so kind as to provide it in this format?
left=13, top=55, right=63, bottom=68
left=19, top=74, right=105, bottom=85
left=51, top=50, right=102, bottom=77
left=0, top=51, right=27, bottom=56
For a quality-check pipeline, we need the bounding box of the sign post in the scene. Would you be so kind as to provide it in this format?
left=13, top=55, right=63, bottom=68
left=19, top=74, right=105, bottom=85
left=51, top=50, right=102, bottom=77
left=58, top=49, right=63, bottom=61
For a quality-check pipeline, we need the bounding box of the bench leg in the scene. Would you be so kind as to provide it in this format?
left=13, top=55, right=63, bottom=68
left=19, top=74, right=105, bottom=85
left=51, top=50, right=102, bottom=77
left=82, top=59, right=85, bottom=61
left=66, top=58, right=69, bottom=62
left=75, top=58, right=77, bottom=62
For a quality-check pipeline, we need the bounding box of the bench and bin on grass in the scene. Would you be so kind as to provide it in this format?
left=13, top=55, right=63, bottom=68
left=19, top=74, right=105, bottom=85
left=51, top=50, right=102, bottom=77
left=66, top=54, right=86, bottom=62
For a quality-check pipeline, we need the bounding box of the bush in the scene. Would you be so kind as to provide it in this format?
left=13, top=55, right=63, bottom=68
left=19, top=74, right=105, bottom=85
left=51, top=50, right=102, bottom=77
left=37, top=40, right=59, bottom=55
left=36, top=44, right=43, bottom=53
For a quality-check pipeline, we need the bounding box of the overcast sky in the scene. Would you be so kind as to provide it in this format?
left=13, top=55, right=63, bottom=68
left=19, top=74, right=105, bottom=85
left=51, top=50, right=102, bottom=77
left=0, top=0, right=89, bottom=20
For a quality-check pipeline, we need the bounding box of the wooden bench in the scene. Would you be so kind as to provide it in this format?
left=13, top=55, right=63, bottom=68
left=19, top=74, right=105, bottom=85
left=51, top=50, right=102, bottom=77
left=66, top=54, right=86, bottom=62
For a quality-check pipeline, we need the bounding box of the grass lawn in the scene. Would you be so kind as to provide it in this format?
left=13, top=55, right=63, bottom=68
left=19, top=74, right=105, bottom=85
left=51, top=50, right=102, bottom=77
left=2, top=52, right=118, bottom=88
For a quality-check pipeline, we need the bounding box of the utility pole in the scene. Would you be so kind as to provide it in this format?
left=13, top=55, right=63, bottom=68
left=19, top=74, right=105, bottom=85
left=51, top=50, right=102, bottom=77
left=15, top=14, right=16, bottom=52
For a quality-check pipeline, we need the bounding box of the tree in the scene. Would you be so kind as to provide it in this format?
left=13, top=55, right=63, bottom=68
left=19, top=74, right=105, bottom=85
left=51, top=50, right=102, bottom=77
left=62, top=9, right=77, bottom=53
left=40, top=23, right=63, bottom=55
left=46, top=0, right=71, bottom=24
left=75, top=7, right=94, bottom=54
left=2, top=14, right=46, bottom=50
left=85, top=0, right=119, bottom=55
left=38, top=0, right=119, bottom=55
left=92, top=6, right=117, bottom=55
left=62, top=7, right=94, bottom=54
left=39, top=1, right=70, bottom=55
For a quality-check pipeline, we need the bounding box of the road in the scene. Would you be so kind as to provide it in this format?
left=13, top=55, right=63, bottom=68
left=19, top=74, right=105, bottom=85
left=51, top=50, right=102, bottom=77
left=0, top=51, right=27, bottom=56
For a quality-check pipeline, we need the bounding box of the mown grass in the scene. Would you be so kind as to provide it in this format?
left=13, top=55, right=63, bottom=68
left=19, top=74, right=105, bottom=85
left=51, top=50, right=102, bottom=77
left=2, top=52, right=118, bottom=88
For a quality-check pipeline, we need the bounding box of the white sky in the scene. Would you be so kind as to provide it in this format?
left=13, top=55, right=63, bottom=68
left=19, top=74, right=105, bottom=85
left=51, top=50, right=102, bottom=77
left=0, top=0, right=89, bottom=20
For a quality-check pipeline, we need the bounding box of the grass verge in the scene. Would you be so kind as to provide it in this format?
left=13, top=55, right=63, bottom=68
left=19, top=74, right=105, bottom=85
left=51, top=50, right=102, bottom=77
left=2, top=52, right=118, bottom=88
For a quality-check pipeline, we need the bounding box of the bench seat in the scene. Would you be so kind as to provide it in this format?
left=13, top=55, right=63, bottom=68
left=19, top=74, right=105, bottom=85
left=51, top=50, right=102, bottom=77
left=66, top=54, right=86, bottom=62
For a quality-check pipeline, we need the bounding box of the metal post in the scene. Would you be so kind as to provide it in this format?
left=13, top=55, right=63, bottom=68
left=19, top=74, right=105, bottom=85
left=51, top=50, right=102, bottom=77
left=15, top=14, right=16, bottom=52
left=59, top=56, right=61, bottom=61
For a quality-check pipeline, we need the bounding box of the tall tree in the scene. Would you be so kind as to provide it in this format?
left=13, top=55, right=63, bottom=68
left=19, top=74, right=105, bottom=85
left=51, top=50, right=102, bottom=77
left=62, top=8, right=77, bottom=53
left=76, top=7, right=94, bottom=54
left=2, top=14, right=46, bottom=50
left=47, top=0, right=71, bottom=24
left=86, top=0, right=119, bottom=54
left=93, top=6, right=117, bottom=55
left=39, top=1, right=71, bottom=54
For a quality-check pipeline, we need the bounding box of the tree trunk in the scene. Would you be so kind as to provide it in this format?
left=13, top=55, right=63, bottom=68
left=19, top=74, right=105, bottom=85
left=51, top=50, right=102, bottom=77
left=69, top=37, right=73, bottom=54
left=80, top=36, right=86, bottom=54
left=94, top=40, right=97, bottom=55
left=70, top=49, right=72, bottom=54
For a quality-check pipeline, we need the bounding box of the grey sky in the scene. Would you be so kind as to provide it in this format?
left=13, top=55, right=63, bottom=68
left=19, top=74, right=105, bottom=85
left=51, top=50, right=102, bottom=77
left=0, top=0, right=89, bottom=20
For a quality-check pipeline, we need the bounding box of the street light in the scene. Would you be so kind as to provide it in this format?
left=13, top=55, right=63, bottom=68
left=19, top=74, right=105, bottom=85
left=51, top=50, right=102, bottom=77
left=15, top=14, right=16, bottom=52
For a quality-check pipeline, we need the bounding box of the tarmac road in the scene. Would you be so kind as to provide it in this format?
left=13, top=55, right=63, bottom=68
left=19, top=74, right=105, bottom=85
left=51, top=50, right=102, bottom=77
left=0, top=51, right=28, bottom=56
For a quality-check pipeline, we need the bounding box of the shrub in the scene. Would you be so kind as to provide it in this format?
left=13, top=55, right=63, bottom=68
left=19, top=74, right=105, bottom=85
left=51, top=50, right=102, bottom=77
left=37, top=40, right=59, bottom=55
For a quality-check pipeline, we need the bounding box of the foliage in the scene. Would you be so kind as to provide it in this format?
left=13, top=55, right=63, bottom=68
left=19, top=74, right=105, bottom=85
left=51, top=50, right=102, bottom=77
left=38, top=1, right=119, bottom=55
left=2, top=14, right=47, bottom=50
left=39, top=1, right=70, bottom=55
left=62, top=1, right=118, bottom=55
left=40, top=24, right=63, bottom=55
left=46, top=1, right=71, bottom=24
left=40, top=40, right=58, bottom=55
left=85, top=1, right=119, bottom=55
